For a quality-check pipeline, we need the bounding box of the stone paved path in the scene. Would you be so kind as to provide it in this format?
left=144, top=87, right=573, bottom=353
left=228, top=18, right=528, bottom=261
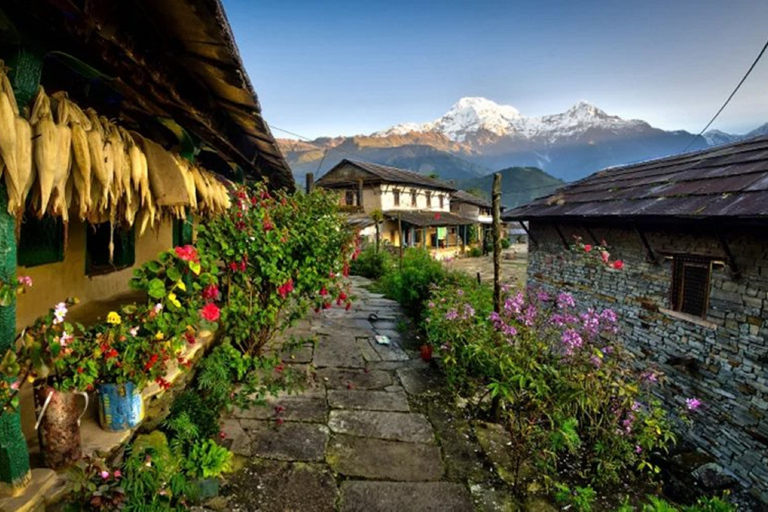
left=219, top=276, right=481, bottom=512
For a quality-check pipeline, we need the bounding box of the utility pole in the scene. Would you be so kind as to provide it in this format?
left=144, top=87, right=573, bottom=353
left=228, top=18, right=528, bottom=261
left=305, top=173, right=314, bottom=194
left=398, top=213, right=403, bottom=270
left=492, top=173, right=502, bottom=313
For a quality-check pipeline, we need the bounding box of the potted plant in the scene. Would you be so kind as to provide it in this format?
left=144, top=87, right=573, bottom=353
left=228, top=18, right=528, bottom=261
left=20, top=298, right=98, bottom=469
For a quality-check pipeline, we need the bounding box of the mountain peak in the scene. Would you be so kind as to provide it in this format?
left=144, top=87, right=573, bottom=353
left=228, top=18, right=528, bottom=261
left=565, top=100, right=606, bottom=117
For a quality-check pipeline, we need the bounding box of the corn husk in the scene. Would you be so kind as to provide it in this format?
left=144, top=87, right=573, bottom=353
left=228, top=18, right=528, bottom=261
left=0, top=63, right=20, bottom=212
left=31, top=87, right=58, bottom=217
left=86, top=109, right=111, bottom=210
left=13, top=116, right=34, bottom=216
left=54, top=93, right=92, bottom=220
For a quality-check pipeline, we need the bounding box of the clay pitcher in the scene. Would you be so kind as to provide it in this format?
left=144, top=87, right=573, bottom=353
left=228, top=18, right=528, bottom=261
left=34, top=385, right=88, bottom=469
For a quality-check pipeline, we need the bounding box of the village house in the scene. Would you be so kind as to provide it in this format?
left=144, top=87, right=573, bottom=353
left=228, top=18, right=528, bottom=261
left=0, top=0, right=291, bottom=501
left=503, top=134, right=768, bottom=503
left=316, top=159, right=486, bottom=258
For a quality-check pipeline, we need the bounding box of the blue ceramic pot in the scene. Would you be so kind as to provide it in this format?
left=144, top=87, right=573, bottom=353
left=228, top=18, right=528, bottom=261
left=97, top=383, right=144, bottom=431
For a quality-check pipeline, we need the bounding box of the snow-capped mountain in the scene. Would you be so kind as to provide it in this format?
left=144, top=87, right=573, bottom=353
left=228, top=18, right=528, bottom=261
left=373, top=97, right=650, bottom=145
left=281, top=97, right=768, bottom=184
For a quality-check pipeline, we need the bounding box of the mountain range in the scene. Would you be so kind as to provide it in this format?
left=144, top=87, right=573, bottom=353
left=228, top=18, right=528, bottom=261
left=279, top=97, right=768, bottom=205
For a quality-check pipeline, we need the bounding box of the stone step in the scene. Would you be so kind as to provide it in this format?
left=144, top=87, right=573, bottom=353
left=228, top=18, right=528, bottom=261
left=339, top=481, right=474, bottom=512
left=328, top=410, right=434, bottom=444
left=0, top=469, right=57, bottom=512
left=240, top=420, right=329, bottom=462
left=327, top=390, right=410, bottom=412
left=326, top=435, right=443, bottom=481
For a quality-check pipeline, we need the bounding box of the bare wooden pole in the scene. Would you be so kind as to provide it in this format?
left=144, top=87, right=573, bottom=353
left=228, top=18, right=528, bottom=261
left=492, top=172, right=502, bottom=313
left=305, top=173, right=314, bottom=193
left=398, top=213, right=403, bottom=270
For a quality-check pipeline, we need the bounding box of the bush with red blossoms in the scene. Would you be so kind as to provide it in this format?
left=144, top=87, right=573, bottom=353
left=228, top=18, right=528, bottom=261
left=196, top=182, right=355, bottom=355
left=426, top=277, right=677, bottom=495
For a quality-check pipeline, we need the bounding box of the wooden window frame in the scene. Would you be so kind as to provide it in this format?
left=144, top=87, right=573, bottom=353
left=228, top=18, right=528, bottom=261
left=86, top=223, right=136, bottom=276
left=426, top=191, right=432, bottom=208
left=344, top=189, right=355, bottom=206
left=411, top=190, right=417, bottom=207
left=670, top=255, right=715, bottom=319
left=439, top=195, right=444, bottom=209
left=17, top=214, right=65, bottom=268
left=393, top=189, right=400, bottom=206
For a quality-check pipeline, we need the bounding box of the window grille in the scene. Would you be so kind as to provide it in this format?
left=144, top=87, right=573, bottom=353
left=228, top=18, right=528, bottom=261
left=671, top=256, right=712, bottom=318
left=18, top=215, right=65, bottom=267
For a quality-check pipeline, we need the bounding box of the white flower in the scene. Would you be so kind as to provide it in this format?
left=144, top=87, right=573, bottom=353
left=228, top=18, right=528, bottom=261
left=53, top=302, right=67, bottom=325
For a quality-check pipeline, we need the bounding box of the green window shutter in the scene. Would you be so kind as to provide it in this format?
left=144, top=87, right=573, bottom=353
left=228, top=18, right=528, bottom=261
left=17, top=215, right=65, bottom=267
left=172, top=212, right=193, bottom=247
left=86, top=223, right=136, bottom=275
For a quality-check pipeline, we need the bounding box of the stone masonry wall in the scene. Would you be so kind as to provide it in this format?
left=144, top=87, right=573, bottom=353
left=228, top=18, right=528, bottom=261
left=527, top=221, right=768, bottom=503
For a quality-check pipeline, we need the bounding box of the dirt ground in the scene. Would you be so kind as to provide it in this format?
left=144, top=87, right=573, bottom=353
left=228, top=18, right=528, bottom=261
left=443, top=243, right=528, bottom=286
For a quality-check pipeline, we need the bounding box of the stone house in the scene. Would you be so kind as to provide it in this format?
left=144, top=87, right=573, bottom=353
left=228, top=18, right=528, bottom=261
left=0, top=0, right=291, bottom=498
left=317, top=160, right=478, bottom=257
left=503, top=134, right=768, bottom=503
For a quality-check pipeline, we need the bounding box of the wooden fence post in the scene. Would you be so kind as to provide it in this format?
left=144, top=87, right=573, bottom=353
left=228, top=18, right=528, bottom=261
left=492, top=173, right=501, bottom=313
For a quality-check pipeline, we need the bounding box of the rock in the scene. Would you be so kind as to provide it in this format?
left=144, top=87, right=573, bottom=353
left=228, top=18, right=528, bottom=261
left=314, top=335, right=365, bottom=368
left=339, top=481, right=473, bottom=512
left=219, top=419, right=253, bottom=456
left=241, top=420, right=329, bottom=461
left=397, top=366, right=442, bottom=395
left=473, top=421, right=517, bottom=485
left=327, top=390, right=410, bottom=412
left=234, top=394, right=328, bottom=423
left=224, top=459, right=337, bottom=512
left=692, top=463, right=739, bottom=490
left=328, top=410, right=434, bottom=443
left=317, top=368, right=393, bottom=390
left=327, top=435, right=444, bottom=481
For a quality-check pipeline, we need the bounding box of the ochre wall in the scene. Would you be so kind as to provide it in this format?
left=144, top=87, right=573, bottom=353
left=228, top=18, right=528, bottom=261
left=16, top=218, right=174, bottom=329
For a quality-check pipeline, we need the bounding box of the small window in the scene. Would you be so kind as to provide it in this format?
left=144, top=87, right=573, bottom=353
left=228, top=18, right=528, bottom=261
left=426, top=192, right=432, bottom=207
left=439, top=195, right=444, bottom=209
left=86, top=223, right=136, bottom=275
left=671, top=256, right=712, bottom=318
left=411, top=190, right=417, bottom=207
left=345, top=190, right=355, bottom=206
left=18, top=215, right=65, bottom=267
left=393, top=189, right=400, bottom=206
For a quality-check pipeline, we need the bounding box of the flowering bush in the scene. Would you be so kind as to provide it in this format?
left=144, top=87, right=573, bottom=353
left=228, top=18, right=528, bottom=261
left=427, top=281, right=678, bottom=493
left=19, top=299, right=99, bottom=393
left=571, top=235, right=624, bottom=270
left=379, top=248, right=448, bottom=320
left=196, top=183, right=355, bottom=355
left=0, top=274, right=32, bottom=306
left=0, top=348, right=22, bottom=413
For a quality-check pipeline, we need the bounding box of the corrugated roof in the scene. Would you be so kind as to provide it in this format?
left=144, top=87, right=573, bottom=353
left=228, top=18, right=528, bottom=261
left=503, top=134, right=768, bottom=221
left=452, top=190, right=492, bottom=208
left=384, top=210, right=476, bottom=227
left=319, top=160, right=456, bottom=191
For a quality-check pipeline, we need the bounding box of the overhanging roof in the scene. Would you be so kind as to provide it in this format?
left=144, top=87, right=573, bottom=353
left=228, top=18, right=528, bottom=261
left=384, top=210, right=476, bottom=227
left=504, top=134, right=768, bottom=222
left=319, top=160, right=456, bottom=192
left=1, top=0, right=293, bottom=189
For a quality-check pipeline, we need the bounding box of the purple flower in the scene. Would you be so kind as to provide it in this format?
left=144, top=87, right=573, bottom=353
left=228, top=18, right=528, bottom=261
left=580, top=309, right=601, bottom=337
left=642, top=371, right=658, bottom=383
left=601, top=308, right=618, bottom=324
left=445, top=309, right=459, bottom=320
left=504, top=292, right=524, bottom=315
left=635, top=445, right=643, bottom=454
left=456, top=289, right=464, bottom=297
left=522, top=305, right=537, bottom=327
left=557, top=292, right=575, bottom=309
left=536, top=290, right=550, bottom=302
left=428, top=301, right=435, bottom=309
left=685, top=398, right=702, bottom=411
left=631, top=401, right=641, bottom=412
left=463, top=303, right=475, bottom=319
left=561, top=329, right=583, bottom=353
left=590, top=355, right=602, bottom=367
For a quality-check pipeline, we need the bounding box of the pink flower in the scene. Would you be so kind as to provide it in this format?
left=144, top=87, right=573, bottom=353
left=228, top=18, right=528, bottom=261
left=129, top=327, right=139, bottom=337
left=153, top=303, right=163, bottom=314
left=600, top=251, right=610, bottom=263
left=613, top=260, right=624, bottom=270
left=17, top=276, right=32, bottom=287
left=58, top=331, right=73, bottom=347
left=100, top=470, right=110, bottom=480
left=685, top=398, right=702, bottom=411
left=10, top=380, right=19, bottom=391
left=174, top=245, right=198, bottom=262
left=201, top=284, right=220, bottom=301
left=200, top=303, right=221, bottom=322
left=583, top=244, right=592, bottom=253
left=113, top=470, right=122, bottom=479
left=219, top=431, right=227, bottom=440
left=635, top=445, right=643, bottom=454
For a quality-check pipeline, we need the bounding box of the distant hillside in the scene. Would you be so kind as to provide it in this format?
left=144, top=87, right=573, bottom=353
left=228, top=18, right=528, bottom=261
left=460, top=167, right=564, bottom=209
left=280, top=140, right=491, bottom=183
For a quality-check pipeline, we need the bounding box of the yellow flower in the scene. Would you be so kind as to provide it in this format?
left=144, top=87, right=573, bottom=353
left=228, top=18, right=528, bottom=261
left=107, top=311, right=121, bottom=325
left=155, top=331, right=164, bottom=340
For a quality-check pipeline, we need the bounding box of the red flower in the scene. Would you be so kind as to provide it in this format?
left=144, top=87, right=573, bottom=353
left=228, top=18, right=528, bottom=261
left=275, top=363, right=284, bottom=373
left=201, top=303, right=221, bottom=322
left=277, top=278, right=294, bottom=298
left=174, top=245, right=198, bottom=262
left=613, top=260, right=625, bottom=270
left=345, top=302, right=352, bottom=311
left=583, top=244, right=592, bottom=252
left=274, top=405, right=285, bottom=414
left=185, top=331, right=196, bottom=345
left=263, top=218, right=274, bottom=232
left=155, top=377, right=171, bottom=390
left=144, top=354, right=159, bottom=371
left=228, top=262, right=239, bottom=272
left=77, top=367, right=84, bottom=374
left=239, top=260, right=247, bottom=272
left=339, top=291, right=347, bottom=301
left=201, top=284, right=220, bottom=301
left=319, top=287, right=328, bottom=296
left=105, top=349, right=119, bottom=359
left=322, top=302, right=331, bottom=310
left=342, top=263, right=350, bottom=277
left=261, top=190, right=271, bottom=200
left=219, top=431, right=227, bottom=440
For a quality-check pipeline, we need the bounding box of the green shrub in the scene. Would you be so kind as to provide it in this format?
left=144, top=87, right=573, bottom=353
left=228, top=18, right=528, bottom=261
left=379, top=248, right=447, bottom=320
left=350, top=245, right=393, bottom=279
left=501, top=238, right=511, bottom=249
left=167, top=391, right=220, bottom=441
left=468, top=247, right=483, bottom=258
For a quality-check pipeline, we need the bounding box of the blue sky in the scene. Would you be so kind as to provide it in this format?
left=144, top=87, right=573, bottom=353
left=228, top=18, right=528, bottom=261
left=223, top=0, right=768, bottom=139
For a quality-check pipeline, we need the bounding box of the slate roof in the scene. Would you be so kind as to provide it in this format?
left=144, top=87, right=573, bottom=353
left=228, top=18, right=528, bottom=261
left=384, top=210, right=476, bottom=227
left=452, top=190, right=492, bottom=208
left=503, top=134, right=768, bottom=222
left=319, top=160, right=456, bottom=191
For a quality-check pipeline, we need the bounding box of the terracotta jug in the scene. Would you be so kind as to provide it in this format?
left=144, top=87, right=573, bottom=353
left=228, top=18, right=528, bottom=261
left=34, top=385, right=89, bottom=469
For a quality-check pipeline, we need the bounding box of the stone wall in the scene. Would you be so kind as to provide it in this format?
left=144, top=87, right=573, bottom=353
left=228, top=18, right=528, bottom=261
left=527, top=221, right=768, bottom=503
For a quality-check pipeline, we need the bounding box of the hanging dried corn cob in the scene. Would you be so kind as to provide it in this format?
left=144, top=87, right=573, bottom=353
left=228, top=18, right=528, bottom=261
left=30, top=87, right=58, bottom=218
left=54, top=92, right=92, bottom=220
left=86, top=109, right=111, bottom=211
left=0, top=62, right=21, bottom=213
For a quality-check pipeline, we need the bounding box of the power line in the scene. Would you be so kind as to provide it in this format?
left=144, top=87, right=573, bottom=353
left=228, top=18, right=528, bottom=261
left=683, top=34, right=768, bottom=152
